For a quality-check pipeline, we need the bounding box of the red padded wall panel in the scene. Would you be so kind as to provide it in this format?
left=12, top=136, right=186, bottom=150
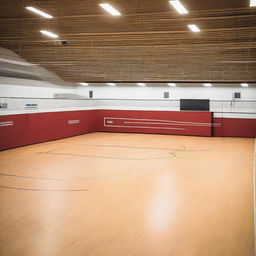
left=213, top=118, right=256, bottom=138
left=97, top=110, right=213, bottom=137
left=0, top=110, right=97, bottom=150
left=1, top=109, right=255, bottom=151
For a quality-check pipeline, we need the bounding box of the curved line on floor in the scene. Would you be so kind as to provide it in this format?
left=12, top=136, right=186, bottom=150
left=72, top=143, right=186, bottom=151
left=0, top=185, right=88, bottom=192
left=71, top=143, right=213, bottom=152
left=44, top=152, right=175, bottom=161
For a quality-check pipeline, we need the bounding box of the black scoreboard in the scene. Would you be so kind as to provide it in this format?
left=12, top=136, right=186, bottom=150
left=180, top=99, right=210, bottom=111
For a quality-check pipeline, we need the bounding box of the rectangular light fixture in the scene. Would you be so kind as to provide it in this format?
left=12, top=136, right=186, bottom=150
left=250, top=0, right=256, bottom=7
left=169, top=1, right=188, bottom=14
left=137, top=83, right=146, bottom=86
left=241, top=83, right=249, bottom=87
left=188, top=24, right=200, bottom=32
left=40, top=30, right=59, bottom=38
left=25, top=6, right=53, bottom=19
left=107, top=83, right=116, bottom=86
left=168, top=83, right=176, bottom=87
left=203, top=83, right=212, bottom=87
left=78, top=83, right=89, bottom=86
left=99, top=3, right=121, bottom=16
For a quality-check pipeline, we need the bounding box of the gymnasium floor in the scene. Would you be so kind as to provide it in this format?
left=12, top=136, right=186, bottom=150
left=0, top=132, right=255, bottom=256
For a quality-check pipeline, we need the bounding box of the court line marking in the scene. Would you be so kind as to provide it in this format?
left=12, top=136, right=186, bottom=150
left=0, top=185, right=88, bottom=192
left=71, top=143, right=187, bottom=151
left=0, top=143, right=211, bottom=182
left=124, top=121, right=214, bottom=127
left=104, top=124, right=185, bottom=130
left=44, top=151, right=175, bottom=161
left=104, top=117, right=212, bottom=125
left=0, top=160, right=170, bottom=181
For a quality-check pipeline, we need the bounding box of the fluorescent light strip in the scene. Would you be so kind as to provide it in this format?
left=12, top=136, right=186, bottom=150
left=99, top=3, right=121, bottom=16
left=168, top=83, right=176, bottom=87
left=203, top=83, right=212, bottom=87
left=40, top=30, right=59, bottom=38
left=78, top=83, right=89, bottom=86
left=137, top=83, right=146, bottom=86
left=188, top=24, right=200, bottom=32
left=250, top=0, right=256, bottom=7
left=107, top=83, right=116, bottom=86
left=241, top=83, right=249, bottom=87
left=26, top=6, right=53, bottom=19
left=169, top=1, right=188, bottom=14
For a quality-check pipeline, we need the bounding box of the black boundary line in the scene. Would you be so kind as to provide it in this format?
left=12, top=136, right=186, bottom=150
left=0, top=185, right=88, bottom=192
left=69, top=143, right=213, bottom=152
left=0, top=142, right=214, bottom=182
left=43, top=151, right=175, bottom=161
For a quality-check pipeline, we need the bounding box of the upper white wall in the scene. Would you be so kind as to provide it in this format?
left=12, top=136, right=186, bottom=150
left=77, top=85, right=256, bottom=101
left=0, top=84, right=77, bottom=98
left=1, top=79, right=255, bottom=101
left=0, top=77, right=78, bottom=98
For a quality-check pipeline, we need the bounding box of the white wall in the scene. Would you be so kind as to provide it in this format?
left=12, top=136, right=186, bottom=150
left=0, top=77, right=78, bottom=98
left=77, top=85, right=256, bottom=101
left=1, top=79, right=255, bottom=101
left=0, top=84, right=78, bottom=98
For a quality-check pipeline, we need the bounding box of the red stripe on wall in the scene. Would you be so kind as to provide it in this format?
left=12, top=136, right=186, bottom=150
left=213, top=118, right=256, bottom=138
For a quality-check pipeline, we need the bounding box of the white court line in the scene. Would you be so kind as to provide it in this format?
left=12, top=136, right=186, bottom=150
left=104, top=124, right=185, bottom=130
left=104, top=117, right=211, bottom=125
left=123, top=121, right=220, bottom=127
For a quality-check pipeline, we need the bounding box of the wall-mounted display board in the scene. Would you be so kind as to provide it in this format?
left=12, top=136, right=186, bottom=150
left=180, top=99, right=210, bottom=111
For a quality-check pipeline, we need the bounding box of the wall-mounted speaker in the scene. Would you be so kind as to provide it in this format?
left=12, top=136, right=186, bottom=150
left=164, top=92, right=170, bottom=99
left=234, top=92, right=241, bottom=99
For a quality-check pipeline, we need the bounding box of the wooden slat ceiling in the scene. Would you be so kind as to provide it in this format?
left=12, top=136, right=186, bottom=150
left=0, top=0, right=255, bottom=83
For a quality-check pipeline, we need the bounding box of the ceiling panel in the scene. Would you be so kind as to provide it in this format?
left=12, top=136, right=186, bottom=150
left=0, top=0, right=255, bottom=83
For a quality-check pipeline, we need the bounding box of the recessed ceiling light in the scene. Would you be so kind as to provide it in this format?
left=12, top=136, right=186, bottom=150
left=40, top=30, right=59, bottom=38
left=203, top=83, right=212, bottom=87
left=169, top=1, right=188, bottom=14
left=78, top=83, right=89, bottom=86
left=107, top=83, right=116, bottom=86
left=168, top=83, right=176, bottom=87
left=188, top=24, right=200, bottom=32
left=250, top=0, right=256, bottom=7
left=25, top=6, right=53, bottom=19
left=137, top=83, right=146, bottom=86
left=99, top=3, right=121, bottom=16
left=241, top=83, right=249, bottom=87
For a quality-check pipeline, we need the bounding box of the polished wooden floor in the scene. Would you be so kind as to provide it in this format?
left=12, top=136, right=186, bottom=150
left=0, top=132, right=255, bottom=256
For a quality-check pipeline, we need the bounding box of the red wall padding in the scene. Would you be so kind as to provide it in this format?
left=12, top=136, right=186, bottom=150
left=1, top=110, right=255, bottom=151
left=0, top=110, right=97, bottom=150
left=97, top=110, right=213, bottom=137
left=213, top=118, right=256, bottom=138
